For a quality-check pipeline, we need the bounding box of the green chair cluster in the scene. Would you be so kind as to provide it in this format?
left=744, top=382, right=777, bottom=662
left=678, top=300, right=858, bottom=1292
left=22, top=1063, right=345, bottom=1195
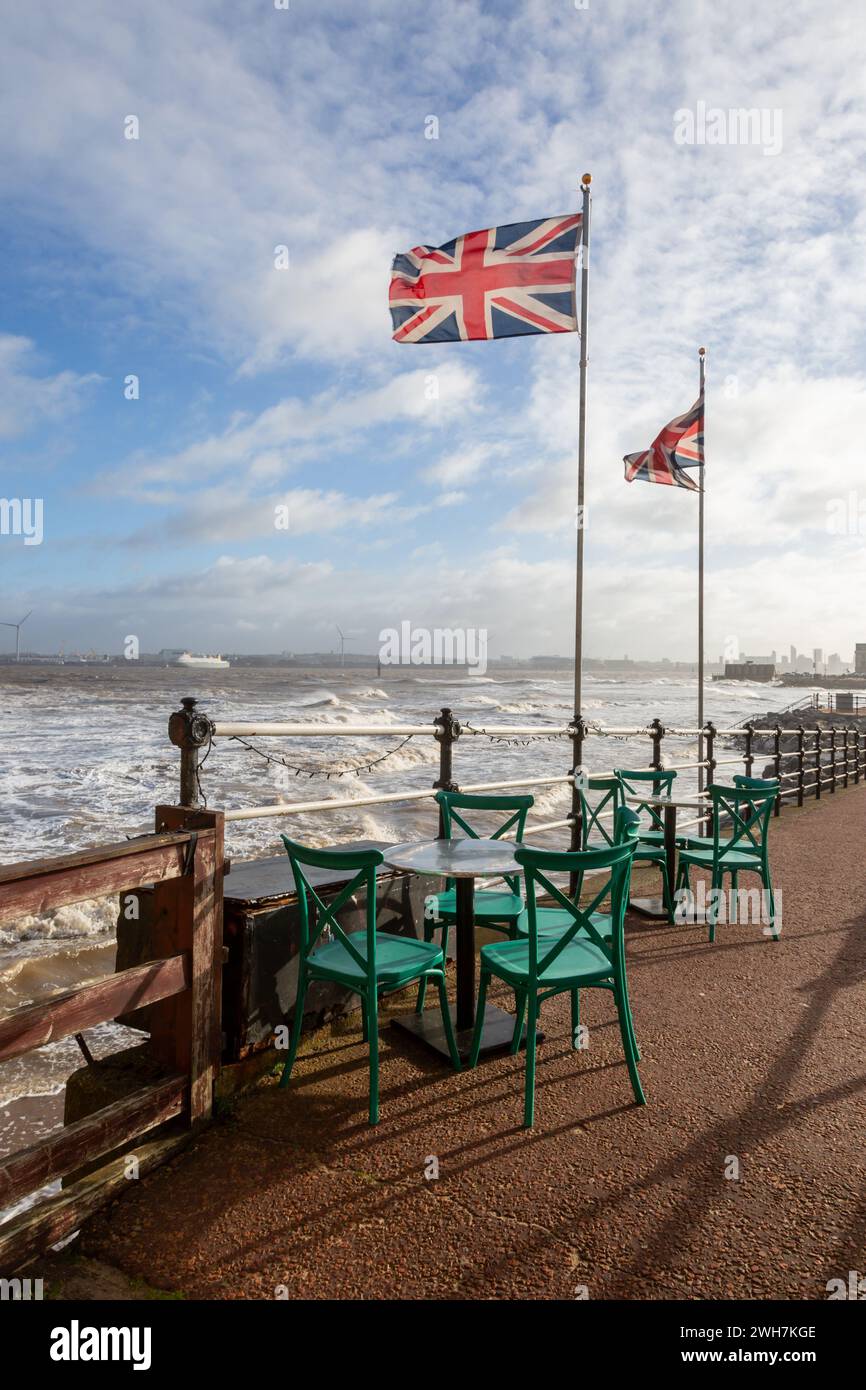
left=275, top=774, right=779, bottom=1129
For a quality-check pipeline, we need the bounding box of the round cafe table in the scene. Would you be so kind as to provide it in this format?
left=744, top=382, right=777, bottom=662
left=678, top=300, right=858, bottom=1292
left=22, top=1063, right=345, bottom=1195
left=384, top=837, right=535, bottom=1060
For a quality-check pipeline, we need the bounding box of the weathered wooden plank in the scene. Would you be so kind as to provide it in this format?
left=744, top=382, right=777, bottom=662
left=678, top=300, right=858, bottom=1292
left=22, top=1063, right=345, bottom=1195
left=0, top=1131, right=194, bottom=1275
left=0, top=1075, right=186, bottom=1210
left=0, top=840, right=195, bottom=929
left=0, top=832, right=193, bottom=884
left=0, top=956, right=190, bottom=1063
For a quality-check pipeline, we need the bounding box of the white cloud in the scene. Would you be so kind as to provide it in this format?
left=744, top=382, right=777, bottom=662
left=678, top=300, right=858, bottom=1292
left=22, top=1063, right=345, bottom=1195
left=0, top=335, right=100, bottom=439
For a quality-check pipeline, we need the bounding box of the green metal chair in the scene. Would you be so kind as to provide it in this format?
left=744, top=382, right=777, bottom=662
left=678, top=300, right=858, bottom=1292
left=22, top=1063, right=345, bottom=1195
left=415, top=790, right=534, bottom=1012
left=513, top=804, right=640, bottom=943
left=612, top=768, right=678, bottom=920
left=613, top=767, right=678, bottom=848
left=678, top=775, right=779, bottom=850
left=675, top=785, right=778, bottom=943
left=279, top=838, right=460, bottom=1125
left=512, top=807, right=643, bottom=1061
left=468, top=833, right=644, bottom=1128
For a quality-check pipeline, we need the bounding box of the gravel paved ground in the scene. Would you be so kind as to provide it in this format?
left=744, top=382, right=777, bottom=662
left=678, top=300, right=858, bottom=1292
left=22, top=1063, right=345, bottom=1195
left=77, top=787, right=866, bottom=1299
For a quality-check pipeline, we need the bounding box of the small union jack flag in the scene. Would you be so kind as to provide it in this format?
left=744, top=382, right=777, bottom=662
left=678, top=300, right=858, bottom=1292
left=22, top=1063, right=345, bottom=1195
left=389, top=215, right=581, bottom=343
left=623, top=395, right=704, bottom=492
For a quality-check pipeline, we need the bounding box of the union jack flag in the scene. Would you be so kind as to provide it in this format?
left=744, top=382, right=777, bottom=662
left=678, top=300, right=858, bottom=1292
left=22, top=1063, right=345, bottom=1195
left=623, top=394, right=704, bottom=492
left=389, top=215, right=582, bottom=343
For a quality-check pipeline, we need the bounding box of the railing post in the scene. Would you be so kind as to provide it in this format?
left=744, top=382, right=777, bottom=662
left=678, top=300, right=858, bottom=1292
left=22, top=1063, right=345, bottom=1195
left=649, top=717, right=664, bottom=772
left=567, top=716, right=586, bottom=897
left=433, top=707, right=460, bottom=836
left=830, top=726, right=837, bottom=792
left=568, top=715, right=588, bottom=862
left=705, top=721, right=716, bottom=834
left=744, top=721, right=754, bottom=778
left=797, top=725, right=805, bottom=807
left=168, top=697, right=214, bottom=808
left=151, top=806, right=225, bottom=1125
left=773, top=724, right=782, bottom=816
left=857, top=729, right=862, bottom=785
left=815, top=729, right=822, bottom=800
left=844, top=726, right=850, bottom=788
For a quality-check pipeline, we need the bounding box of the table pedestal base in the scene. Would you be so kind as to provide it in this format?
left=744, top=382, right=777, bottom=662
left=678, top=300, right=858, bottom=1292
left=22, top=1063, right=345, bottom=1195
left=391, top=1002, right=541, bottom=1061
left=629, top=895, right=669, bottom=919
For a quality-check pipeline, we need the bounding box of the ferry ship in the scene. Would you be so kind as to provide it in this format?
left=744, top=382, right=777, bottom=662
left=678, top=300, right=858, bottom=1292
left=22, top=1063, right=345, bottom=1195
left=175, top=651, right=230, bottom=669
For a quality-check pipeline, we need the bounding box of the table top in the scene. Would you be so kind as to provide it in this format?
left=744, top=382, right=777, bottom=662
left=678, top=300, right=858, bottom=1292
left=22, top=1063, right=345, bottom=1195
left=383, top=836, right=522, bottom=879
left=626, top=794, right=710, bottom=812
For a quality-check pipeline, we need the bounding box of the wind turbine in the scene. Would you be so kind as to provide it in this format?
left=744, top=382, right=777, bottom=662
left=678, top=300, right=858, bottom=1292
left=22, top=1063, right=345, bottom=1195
left=336, top=625, right=347, bottom=668
left=0, top=611, right=32, bottom=662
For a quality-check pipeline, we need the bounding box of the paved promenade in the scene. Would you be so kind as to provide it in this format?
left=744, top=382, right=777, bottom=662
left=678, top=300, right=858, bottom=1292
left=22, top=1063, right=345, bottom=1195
left=75, top=786, right=866, bottom=1299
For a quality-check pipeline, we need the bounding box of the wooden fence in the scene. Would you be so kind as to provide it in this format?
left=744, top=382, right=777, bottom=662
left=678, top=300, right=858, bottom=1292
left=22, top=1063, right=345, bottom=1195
left=0, top=806, right=224, bottom=1273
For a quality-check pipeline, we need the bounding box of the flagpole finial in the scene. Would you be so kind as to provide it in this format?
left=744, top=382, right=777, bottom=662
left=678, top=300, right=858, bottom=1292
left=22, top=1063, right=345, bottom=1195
left=698, top=346, right=706, bottom=355
left=581, top=172, right=592, bottom=185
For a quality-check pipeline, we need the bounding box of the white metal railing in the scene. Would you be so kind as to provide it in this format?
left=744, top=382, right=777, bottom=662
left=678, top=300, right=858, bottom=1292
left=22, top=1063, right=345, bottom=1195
left=172, top=702, right=866, bottom=833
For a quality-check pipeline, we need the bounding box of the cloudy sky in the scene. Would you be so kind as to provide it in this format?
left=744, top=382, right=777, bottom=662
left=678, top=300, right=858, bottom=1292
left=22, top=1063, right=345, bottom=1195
left=1, top=0, right=864, bottom=661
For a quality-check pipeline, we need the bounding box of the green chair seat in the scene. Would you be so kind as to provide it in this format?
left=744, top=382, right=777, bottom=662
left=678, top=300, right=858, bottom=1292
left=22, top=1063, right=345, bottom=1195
left=515, top=906, right=612, bottom=940
left=308, top=930, right=446, bottom=988
left=678, top=845, right=763, bottom=870
left=428, top=888, right=525, bottom=921
left=482, top=935, right=614, bottom=989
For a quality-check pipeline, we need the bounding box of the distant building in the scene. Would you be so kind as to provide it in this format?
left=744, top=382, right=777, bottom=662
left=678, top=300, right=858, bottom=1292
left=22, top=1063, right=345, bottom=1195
left=722, top=660, right=775, bottom=682
left=813, top=647, right=823, bottom=671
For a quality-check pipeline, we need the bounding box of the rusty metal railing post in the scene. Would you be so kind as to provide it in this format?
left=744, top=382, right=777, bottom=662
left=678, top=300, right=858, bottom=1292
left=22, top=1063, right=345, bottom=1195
left=773, top=724, right=782, bottom=815
left=744, top=721, right=754, bottom=778
left=815, top=729, right=822, bottom=800
left=433, top=707, right=460, bottom=836
left=797, top=725, right=805, bottom=806
left=843, top=726, right=850, bottom=788
left=857, top=729, right=862, bottom=785
left=168, top=697, right=214, bottom=808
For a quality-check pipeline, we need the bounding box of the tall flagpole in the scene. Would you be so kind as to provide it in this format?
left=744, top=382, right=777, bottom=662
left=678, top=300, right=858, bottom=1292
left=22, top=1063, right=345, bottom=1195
left=572, top=173, right=592, bottom=741
left=698, top=345, right=706, bottom=792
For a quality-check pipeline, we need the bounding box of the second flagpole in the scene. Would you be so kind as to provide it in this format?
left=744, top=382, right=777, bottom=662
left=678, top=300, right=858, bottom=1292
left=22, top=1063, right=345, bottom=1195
left=572, top=173, right=592, bottom=741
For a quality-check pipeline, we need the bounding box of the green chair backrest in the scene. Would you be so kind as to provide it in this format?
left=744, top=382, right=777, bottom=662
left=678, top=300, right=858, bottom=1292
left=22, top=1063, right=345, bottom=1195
left=281, top=837, right=383, bottom=975
left=514, top=831, right=638, bottom=983
left=707, top=785, right=775, bottom=865
left=576, top=775, right=624, bottom=849
left=614, top=767, right=678, bottom=835
left=733, top=775, right=779, bottom=790
left=436, top=790, right=533, bottom=894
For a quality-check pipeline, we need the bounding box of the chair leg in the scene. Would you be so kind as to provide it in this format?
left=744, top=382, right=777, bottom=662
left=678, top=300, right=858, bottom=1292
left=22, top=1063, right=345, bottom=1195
left=523, top=992, right=539, bottom=1128
left=614, top=977, right=646, bottom=1105
left=511, top=990, right=527, bottom=1054
left=416, top=921, right=449, bottom=1011
left=763, top=869, right=779, bottom=940
left=361, top=997, right=369, bottom=1043
left=435, top=975, right=461, bottom=1072
left=570, top=989, right=581, bottom=1050
left=279, top=966, right=308, bottom=1088
left=708, top=869, right=723, bottom=943
left=661, top=862, right=676, bottom=923
left=367, top=987, right=380, bottom=1126
left=468, top=971, right=490, bottom=1069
